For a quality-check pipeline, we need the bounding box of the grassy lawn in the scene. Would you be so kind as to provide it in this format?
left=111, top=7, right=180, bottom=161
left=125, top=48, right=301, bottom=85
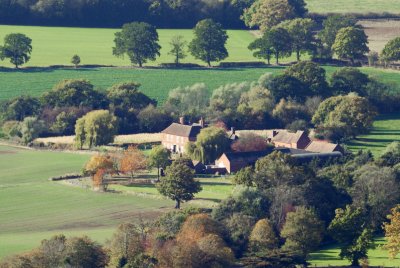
left=346, top=113, right=400, bottom=156
left=310, top=237, right=400, bottom=267
left=306, top=0, right=400, bottom=14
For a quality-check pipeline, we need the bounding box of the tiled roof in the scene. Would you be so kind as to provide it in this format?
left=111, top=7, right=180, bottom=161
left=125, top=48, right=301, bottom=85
left=224, top=150, right=273, bottom=162
left=306, top=141, right=340, bottom=153
left=272, top=130, right=306, bottom=144
left=162, top=123, right=202, bottom=138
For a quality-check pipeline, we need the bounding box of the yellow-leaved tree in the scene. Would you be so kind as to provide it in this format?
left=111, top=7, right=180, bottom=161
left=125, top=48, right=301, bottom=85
left=384, top=205, right=400, bottom=259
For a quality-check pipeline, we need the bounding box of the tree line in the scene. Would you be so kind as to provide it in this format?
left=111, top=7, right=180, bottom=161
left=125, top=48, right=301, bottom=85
left=2, top=61, right=399, bottom=146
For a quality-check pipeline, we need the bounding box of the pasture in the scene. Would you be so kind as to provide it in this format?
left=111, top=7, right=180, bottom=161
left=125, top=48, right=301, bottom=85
left=306, top=0, right=400, bottom=15
left=310, top=237, right=399, bottom=267
left=347, top=113, right=400, bottom=156
left=0, top=145, right=234, bottom=258
left=0, top=25, right=269, bottom=67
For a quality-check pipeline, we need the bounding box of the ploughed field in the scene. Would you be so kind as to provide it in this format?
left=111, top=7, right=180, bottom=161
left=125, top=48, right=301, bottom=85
left=306, top=0, right=400, bottom=15
left=0, top=145, right=233, bottom=259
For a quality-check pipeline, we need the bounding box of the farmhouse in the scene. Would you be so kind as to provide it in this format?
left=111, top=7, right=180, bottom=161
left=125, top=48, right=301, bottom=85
left=271, top=130, right=311, bottom=149
left=161, top=117, right=205, bottom=153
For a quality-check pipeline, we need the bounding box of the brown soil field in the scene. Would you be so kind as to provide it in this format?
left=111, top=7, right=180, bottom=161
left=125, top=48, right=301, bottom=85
left=359, top=19, right=400, bottom=52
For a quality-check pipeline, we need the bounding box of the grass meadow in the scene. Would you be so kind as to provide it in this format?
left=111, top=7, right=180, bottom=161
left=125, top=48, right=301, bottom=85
left=0, top=145, right=234, bottom=259
left=306, top=0, right=400, bottom=15
left=347, top=113, right=400, bottom=156
left=0, top=26, right=270, bottom=67
left=310, top=237, right=400, bottom=267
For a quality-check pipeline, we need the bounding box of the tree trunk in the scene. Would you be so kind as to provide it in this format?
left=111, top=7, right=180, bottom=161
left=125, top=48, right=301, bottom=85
left=267, top=56, right=270, bottom=65
left=175, top=199, right=181, bottom=209
left=157, top=165, right=160, bottom=182
left=207, top=60, right=211, bottom=67
left=276, top=52, right=279, bottom=65
left=351, top=258, right=360, bottom=267
left=296, top=50, right=301, bottom=62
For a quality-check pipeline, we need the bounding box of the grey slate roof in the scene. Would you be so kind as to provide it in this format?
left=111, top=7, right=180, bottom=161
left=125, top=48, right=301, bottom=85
left=161, top=123, right=202, bottom=138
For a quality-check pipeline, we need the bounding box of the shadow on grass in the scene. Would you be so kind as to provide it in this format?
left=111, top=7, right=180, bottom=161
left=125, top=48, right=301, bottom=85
left=199, top=182, right=231, bottom=186
left=194, top=197, right=222, bottom=203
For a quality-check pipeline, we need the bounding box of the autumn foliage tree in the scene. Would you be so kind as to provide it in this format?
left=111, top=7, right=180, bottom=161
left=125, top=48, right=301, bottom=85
left=248, top=218, right=278, bottom=253
left=84, top=154, right=115, bottom=191
left=120, top=146, right=147, bottom=179
left=384, top=205, right=400, bottom=259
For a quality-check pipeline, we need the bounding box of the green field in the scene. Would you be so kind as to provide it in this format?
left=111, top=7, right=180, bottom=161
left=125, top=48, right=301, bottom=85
left=0, top=66, right=399, bottom=103
left=310, top=237, right=399, bottom=267
left=0, top=67, right=282, bottom=102
left=306, top=0, right=400, bottom=14
left=0, top=25, right=267, bottom=68
left=347, top=113, right=400, bottom=156
left=0, top=145, right=234, bottom=259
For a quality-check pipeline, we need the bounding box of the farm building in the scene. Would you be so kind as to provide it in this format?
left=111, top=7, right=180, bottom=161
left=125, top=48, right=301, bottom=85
left=271, top=130, right=311, bottom=149
left=161, top=117, right=205, bottom=153
left=305, top=140, right=344, bottom=154
left=215, top=150, right=273, bottom=174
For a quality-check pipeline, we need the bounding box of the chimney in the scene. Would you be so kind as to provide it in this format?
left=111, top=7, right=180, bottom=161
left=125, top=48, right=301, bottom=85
left=179, top=116, right=185, bottom=125
left=199, top=117, right=205, bottom=128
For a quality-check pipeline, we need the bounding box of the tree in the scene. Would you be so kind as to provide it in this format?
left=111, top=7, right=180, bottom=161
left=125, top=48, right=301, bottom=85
left=248, top=31, right=274, bottom=64
left=379, top=141, right=400, bottom=166
left=231, top=133, right=268, bottom=152
left=188, top=19, right=228, bottom=67
left=285, top=61, right=329, bottom=96
left=1, top=96, right=41, bottom=121
left=164, top=83, right=209, bottom=118
left=113, top=22, right=161, bottom=67
left=233, top=166, right=254, bottom=187
left=242, top=0, right=296, bottom=32
left=74, top=110, right=118, bottom=149
left=71, top=54, right=81, bottom=68
left=84, top=154, right=115, bottom=191
left=186, top=126, right=230, bottom=164
left=224, top=213, right=256, bottom=256
left=120, top=146, right=147, bottom=179
left=248, top=218, right=278, bottom=253
left=278, top=18, right=316, bottom=61
left=20, top=116, right=45, bottom=144
left=64, top=236, right=109, bottom=268
left=156, top=160, right=201, bottom=209
left=328, top=206, right=374, bottom=266
left=137, top=105, right=172, bottom=133
left=266, top=74, right=307, bottom=102
left=318, top=15, right=357, bottom=55
left=312, top=94, right=377, bottom=141
left=272, top=99, right=309, bottom=127
left=265, top=27, right=292, bottom=64
left=332, top=26, right=369, bottom=64
left=0, top=33, right=32, bottom=68
left=383, top=205, right=400, bottom=259
left=330, top=67, right=370, bottom=96
left=281, top=206, right=324, bottom=257
left=168, top=35, right=187, bottom=66
left=148, top=145, right=170, bottom=181
left=41, top=79, right=106, bottom=108
left=107, top=82, right=156, bottom=133
left=212, top=188, right=270, bottom=221
left=351, top=164, right=400, bottom=228
left=381, top=37, right=400, bottom=63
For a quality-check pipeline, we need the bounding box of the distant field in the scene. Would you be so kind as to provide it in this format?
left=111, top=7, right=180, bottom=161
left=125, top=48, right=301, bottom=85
left=0, top=145, right=234, bottom=259
left=0, top=25, right=287, bottom=67
left=359, top=19, right=400, bottom=53
left=347, top=113, right=400, bottom=156
left=310, top=237, right=399, bottom=267
left=1, top=66, right=399, bottom=103
left=306, top=0, right=400, bottom=15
